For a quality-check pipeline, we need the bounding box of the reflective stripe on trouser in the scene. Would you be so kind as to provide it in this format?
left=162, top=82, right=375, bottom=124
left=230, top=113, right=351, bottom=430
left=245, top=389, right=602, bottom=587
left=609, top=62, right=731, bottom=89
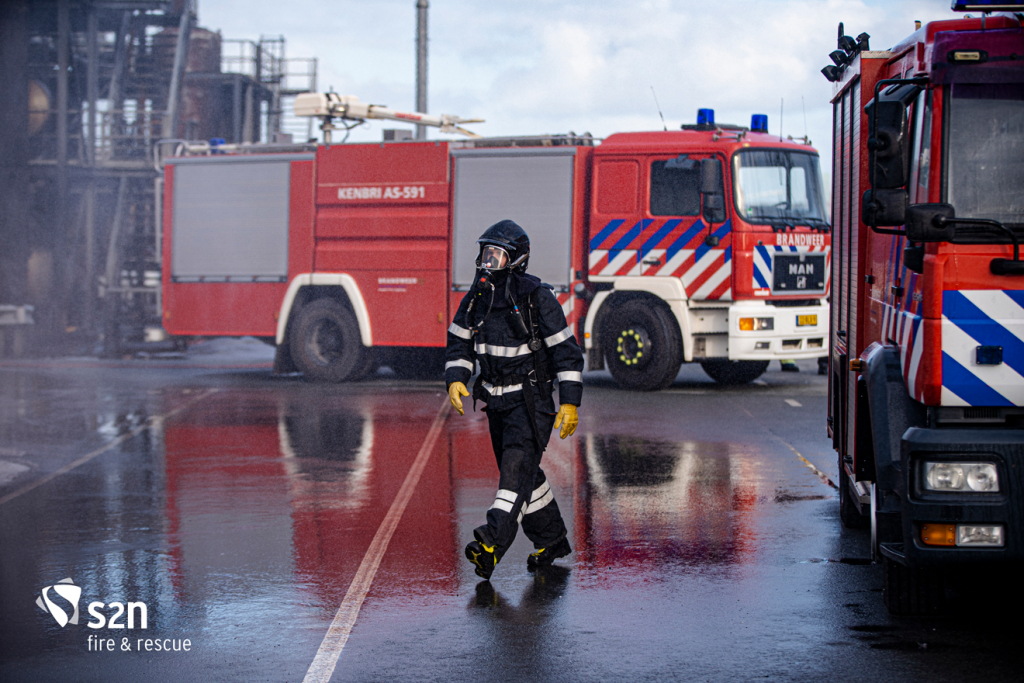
left=478, top=401, right=567, bottom=558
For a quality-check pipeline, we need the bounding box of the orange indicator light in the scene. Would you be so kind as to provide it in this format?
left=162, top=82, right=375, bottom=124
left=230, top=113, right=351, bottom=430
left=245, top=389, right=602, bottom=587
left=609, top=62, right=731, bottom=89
left=920, top=524, right=956, bottom=546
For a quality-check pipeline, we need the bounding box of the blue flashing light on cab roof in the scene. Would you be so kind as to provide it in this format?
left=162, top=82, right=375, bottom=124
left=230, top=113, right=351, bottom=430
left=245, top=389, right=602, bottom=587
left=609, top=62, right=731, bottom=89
left=697, top=108, right=715, bottom=126
left=751, top=114, right=768, bottom=133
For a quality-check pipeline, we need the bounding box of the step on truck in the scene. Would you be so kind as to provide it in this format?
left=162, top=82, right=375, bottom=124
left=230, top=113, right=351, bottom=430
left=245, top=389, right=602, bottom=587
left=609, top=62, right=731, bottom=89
left=822, top=1, right=1024, bottom=614
left=161, top=99, right=831, bottom=390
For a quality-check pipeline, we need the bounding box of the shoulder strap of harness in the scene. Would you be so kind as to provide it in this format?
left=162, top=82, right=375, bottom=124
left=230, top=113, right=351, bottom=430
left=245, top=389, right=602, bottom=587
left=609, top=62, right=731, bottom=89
left=527, top=288, right=553, bottom=386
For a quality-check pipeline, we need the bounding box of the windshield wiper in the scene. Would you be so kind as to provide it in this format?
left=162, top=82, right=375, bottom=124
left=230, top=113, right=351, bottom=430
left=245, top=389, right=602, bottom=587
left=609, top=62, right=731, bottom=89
left=749, top=215, right=830, bottom=232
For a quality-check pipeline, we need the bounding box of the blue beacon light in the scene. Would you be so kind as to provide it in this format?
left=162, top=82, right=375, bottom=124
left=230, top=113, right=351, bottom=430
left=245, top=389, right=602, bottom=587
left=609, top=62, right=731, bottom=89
left=751, top=114, right=769, bottom=133
left=697, top=108, right=715, bottom=126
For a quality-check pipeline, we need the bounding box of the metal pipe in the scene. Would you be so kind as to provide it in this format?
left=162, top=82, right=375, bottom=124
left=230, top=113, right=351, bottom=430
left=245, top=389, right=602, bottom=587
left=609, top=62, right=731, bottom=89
left=243, top=83, right=254, bottom=143
left=104, top=177, right=129, bottom=298
left=86, top=7, right=97, bottom=165
left=56, top=0, right=68, bottom=235
left=85, top=5, right=98, bottom=333
left=107, top=12, right=131, bottom=106
left=415, top=0, right=428, bottom=140
left=233, top=75, right=242, bottom=142
left=162, top=2, right=193, bottom=140
left=85, top=182, right=96, bottom=333
left=308, top=59, right=318, bottom=141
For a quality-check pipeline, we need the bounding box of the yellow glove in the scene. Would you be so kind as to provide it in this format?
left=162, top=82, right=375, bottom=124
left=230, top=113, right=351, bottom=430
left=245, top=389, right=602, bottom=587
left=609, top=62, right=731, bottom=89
left=554, top=404, right=578, bottom=439
left=448, top=381, right=470, bottom=415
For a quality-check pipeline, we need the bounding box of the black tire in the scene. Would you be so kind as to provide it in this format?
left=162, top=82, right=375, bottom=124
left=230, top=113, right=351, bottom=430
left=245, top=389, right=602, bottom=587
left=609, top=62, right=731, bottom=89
left=838, top=456, right=869, bottom=529
left=290, top=298, right=370, bottom=382
left=882, top=555, right=946, bottom=616
left=602, top=300, right=682, bottom=391
left=350, top=348, right=379, bottom=381
left=699, top=359, right=769, bottom=384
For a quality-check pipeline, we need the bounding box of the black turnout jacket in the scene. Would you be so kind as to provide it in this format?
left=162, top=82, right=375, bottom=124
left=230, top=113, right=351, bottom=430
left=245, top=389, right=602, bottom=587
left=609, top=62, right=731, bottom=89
left=444, top=272, right=583, bottom=413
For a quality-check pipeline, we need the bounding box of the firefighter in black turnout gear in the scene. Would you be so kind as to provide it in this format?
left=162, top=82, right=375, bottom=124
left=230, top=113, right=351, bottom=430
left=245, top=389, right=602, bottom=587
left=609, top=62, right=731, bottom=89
left=446, top=220, right=584, bottom=580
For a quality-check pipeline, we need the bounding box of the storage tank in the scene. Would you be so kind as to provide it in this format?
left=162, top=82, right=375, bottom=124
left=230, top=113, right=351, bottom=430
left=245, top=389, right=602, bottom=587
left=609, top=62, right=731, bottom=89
left=154, top=26, right=227, bottom=140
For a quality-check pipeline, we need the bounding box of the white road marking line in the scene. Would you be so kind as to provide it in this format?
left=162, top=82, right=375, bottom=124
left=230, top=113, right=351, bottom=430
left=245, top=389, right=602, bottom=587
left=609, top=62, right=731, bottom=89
left=742, top=408, right=837, bottom=490
left=0, top=389, right=219, bottom=507
left=753, top=379, right=768, bottom=386
left=785, top=399, right=803, bottom=407
left=303, top=400, right=451, bottom=683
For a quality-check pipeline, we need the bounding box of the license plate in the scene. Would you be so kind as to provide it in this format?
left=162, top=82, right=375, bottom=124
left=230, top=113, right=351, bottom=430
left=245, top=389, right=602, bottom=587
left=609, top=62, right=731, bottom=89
left=797, top=314, right=817, bottom=327
left=772, top=254, right=826, bottom=292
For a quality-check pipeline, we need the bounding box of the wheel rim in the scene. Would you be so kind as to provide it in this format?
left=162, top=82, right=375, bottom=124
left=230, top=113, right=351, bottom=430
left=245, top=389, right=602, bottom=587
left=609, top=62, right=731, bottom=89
left=615, top=326, right=651, bottom=368
left=309, top=318, right=345, bottom=365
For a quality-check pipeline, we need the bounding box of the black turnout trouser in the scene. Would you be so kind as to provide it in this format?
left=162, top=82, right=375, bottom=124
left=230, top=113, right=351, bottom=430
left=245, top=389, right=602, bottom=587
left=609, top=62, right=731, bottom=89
left=476, top=401, right=567, bottom=559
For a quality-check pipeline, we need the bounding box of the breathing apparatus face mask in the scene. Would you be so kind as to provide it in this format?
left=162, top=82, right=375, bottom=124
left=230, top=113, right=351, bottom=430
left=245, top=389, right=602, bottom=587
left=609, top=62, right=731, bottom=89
left=479, top=245, right=510, bottom=271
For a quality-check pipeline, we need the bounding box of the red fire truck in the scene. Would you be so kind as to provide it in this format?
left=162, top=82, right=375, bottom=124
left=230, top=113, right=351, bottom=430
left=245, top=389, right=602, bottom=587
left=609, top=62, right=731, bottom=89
left=160, top=105, right=831, bottom=390
left=823, top=2, right=1024, bottom=614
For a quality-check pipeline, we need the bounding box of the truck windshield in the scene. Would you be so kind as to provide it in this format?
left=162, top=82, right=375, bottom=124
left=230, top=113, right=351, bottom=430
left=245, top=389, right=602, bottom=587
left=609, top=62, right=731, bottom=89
left=732, top=150, right=828, bottom=229
left=947, top=83, right=1024, bottom=226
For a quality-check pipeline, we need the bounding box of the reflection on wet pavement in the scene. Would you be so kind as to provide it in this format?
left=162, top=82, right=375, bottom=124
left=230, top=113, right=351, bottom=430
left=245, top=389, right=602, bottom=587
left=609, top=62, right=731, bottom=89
left=577, top=434, right=764, bottom=571
left=2, top=359, right=1022, bottom=682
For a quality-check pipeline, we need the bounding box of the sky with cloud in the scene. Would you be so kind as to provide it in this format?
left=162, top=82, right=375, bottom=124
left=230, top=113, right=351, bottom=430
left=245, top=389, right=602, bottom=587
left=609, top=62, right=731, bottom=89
left=200, top=0, right=968, bottom=165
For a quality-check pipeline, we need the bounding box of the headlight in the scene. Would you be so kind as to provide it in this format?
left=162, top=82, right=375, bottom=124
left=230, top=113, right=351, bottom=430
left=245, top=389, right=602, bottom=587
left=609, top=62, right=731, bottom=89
left=738, top=317, right=774, bottom=331
left=958, top=525, right=1004, bottom=547
left=923, top=462, right=999, bottom=493
left=920, top=523, right=1004, bottom=547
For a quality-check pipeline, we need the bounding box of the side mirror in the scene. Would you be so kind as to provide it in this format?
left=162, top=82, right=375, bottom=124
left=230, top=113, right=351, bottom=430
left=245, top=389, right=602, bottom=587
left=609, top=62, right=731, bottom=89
left=700, top=158, right=723, bottom=194
left=905, top=203, right=956, bottom=242
left=903, top=244, right=924, bottom=274
left=862, top=189, right=907, bottom=227
left=865, top=99, right=912, bottom=189
left=700, top=157, right=726, bottom=224
left=702, top=193, right=726, bottom=225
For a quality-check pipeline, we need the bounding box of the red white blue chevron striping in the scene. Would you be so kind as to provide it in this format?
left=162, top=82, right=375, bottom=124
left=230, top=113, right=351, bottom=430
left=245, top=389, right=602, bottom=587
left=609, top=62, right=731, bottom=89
left=881, top=302, right=927, bottom=403
left=588, top=218, right=733, bottom=300
left=940, top=290, right=1024, bottom=407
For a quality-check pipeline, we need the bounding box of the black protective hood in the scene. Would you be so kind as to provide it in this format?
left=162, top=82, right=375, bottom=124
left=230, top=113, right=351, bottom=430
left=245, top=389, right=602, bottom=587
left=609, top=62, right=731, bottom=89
left=477, top=219, right=531, bottom=271
left=495, top=270, right=543, bottom=309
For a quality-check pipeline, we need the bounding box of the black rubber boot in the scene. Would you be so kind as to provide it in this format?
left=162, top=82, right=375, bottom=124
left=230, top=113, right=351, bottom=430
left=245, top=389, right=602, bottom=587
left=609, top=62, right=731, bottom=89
left=465, top=540, right=498, bottom=579
left=527, top=537, right=572, bottom=569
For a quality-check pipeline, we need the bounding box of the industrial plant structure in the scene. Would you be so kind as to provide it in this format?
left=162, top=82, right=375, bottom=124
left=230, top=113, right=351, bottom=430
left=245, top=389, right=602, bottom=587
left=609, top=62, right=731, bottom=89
left=0, top=0, right=316, bottom=355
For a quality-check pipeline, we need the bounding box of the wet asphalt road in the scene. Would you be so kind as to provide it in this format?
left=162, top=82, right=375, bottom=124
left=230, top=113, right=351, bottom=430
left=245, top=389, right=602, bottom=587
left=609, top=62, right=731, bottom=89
left=1, top=339, right=1022, bottom=682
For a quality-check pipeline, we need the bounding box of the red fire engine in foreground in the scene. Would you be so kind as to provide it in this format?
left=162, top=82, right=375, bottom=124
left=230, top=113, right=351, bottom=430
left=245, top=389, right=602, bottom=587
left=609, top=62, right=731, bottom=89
left=161, top=99, right=831, bottom=390
left=824, top=2, right=1024, bottom=614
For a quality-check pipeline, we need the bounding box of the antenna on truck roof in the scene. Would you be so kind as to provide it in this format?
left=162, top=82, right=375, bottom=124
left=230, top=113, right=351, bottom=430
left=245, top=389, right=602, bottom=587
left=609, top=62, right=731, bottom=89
left=780, top=98, right=784, bottom=142
left=650, top=86, right=668, bottom=131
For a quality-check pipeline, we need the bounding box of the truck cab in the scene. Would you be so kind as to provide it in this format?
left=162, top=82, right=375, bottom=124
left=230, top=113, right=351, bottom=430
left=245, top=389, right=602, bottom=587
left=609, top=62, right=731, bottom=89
left=825, top=8, right=1024, bottom=614
left=583, top=114, right=831, bottom=390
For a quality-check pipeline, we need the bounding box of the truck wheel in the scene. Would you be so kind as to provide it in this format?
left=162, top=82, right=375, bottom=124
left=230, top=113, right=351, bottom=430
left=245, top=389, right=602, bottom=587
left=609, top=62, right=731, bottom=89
left=602, top=301, right=681, bottom=391
left=839, top=456, right=869, bottom=529
left=290, top=298, right=370, bottom=382
left=699, top=359, right=769, bottom=384
left=882, top=556, right=946, bottom=616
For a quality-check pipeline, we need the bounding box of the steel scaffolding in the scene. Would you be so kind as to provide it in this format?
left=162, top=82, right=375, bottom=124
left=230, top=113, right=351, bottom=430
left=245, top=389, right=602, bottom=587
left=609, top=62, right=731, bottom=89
left=0, top=0, right=316, bottom=355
